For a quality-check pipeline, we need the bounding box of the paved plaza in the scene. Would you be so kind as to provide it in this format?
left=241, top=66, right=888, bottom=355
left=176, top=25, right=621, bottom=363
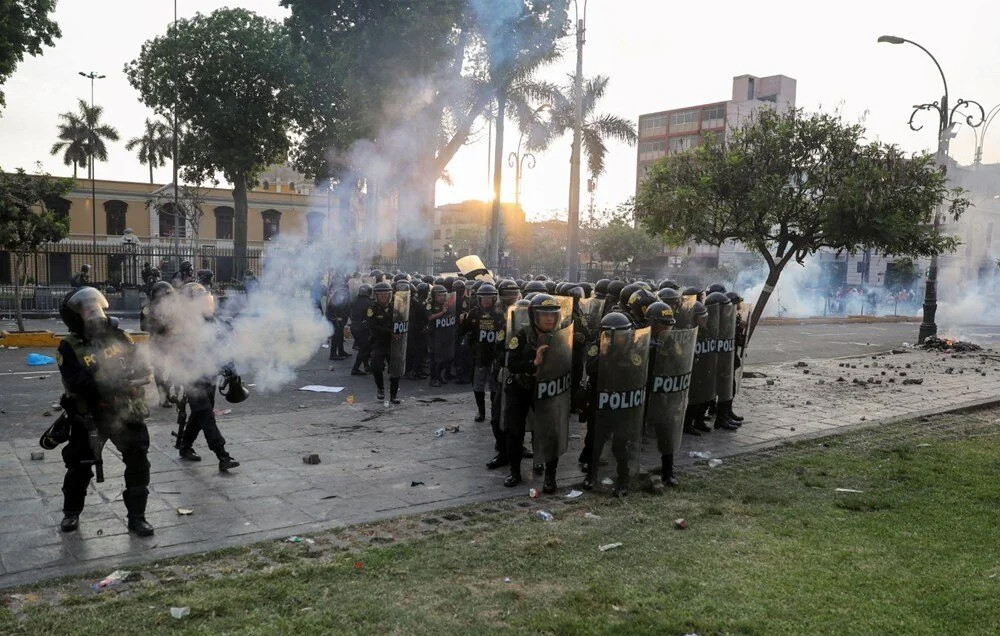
left=2, top=337, right=1000, bottom=588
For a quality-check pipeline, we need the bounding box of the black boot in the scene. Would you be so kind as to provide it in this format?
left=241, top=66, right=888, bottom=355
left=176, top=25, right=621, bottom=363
left=662, top=454, right=678, bottom=487
left=474, top=391, right=486, bottom=422
left=726, top=400, right=744, bottom=424
left=123, top=487, right=154, bottom=537
left=683, top=410, right=702, bottom=436
left=613, top=471, right=630, bottom=498
left=542, top=460, right=558, bottom=494
left=694, top=405, right=713, bottom=433
left=429, top=363, right=441, bottom=387
left=389, top=378, right=401, bottom=404
left=581, top=470, right=595, bottom=490
left=504, top=470, right=522, bottom=487
left=714, top=412, right=739, bottom=431
left=218, top=454, right=240, bottom=472
left=59, top=515, right=80, bottom=532
left=179, top=447, right=201, bottom=462
left=486, top=454, right=508, bottom=470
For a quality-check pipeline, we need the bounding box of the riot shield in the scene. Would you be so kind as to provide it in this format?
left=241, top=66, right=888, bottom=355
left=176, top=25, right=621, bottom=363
left=647, top=328, right=697, bottom=457
left=577, top=297, right=605, bottom=342
left=531, top=323, right=574, bottom=463
left=688, top=301, right=719, bottom=405
left=734, top=301, right=754, bottom=396
left=498, top=304, right=530, bottom=432
left=593, top=326, right=651, bottom=483
left=716, top=302, right=736, bottom=402
left=389, top=289, right=410, bottom=378
left=432, top=292, right=457, bottom=362
left=674, top=295, right=697, bottom=330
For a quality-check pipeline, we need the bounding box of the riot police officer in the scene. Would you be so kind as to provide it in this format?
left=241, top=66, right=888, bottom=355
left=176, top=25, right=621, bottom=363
left=406, top=282, right=430, bottom=379
left=426, top=284, right=455, bottom=387
left=460, top=283, right=504, bottom=430
left=644, top=301, right=690, bottom=487
left=349, top=284, right=373, bottom=376
left=366, top=281, right=402, bottom=403
left=171, top=260, right=195, bottom=288
left=175, top=283, right=242, bottom=472
left=326, top=277, right=352, bottom=361
left=453, top=279, right=473, bottom=384
left=56, top=287, right=155, bottom=536
left=141, top=280, right=177, bottom=408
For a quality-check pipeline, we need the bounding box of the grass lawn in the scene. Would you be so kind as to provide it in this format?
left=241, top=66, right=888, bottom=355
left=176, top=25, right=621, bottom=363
left=2, top=409, right=999, bottom=635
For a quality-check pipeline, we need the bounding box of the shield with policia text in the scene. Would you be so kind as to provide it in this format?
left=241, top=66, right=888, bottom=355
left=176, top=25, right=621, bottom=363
left=531, top=322, right=574, bottom=463
left=734, top=301, right=753, bottom=396
left=389, top=288, right=410, bottom=378
left=499, top=303, right=530, bottom=432
left=576, top=297, right=605, bottom=342
left=716, top=299, right=737, bottom=402
left=646, top=327, right=697, bottom=457
left=688, top=298, right=719, bottom=406
left=593, top=325, right=651, bottom=482
left=432, top=291, right=457, bottom=362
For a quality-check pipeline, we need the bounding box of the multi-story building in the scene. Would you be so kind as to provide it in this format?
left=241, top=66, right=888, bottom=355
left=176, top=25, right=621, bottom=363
left=432, top=200, right=526, bottom=262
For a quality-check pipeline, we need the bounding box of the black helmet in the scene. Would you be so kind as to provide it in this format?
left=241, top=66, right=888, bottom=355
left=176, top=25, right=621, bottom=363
left=534, top=274, right=548, bottom=281
left=393, top=272, right=409, bottom=282
left=370, top=269, right=385, bottom=282
left=636, top=281, right=653, bottom=292
left=514, top=278, right=525, bottom=288
left=358, top=283, right=373, bottom=298
left=498, top=279, right=520, bottom=299
left=646, top=302, right=676, bottom=327
left=658, top=279, right=679, bottom=291
left=197, top=269, right=214, bottom=286
left=80, top=263, right=91, bottom=273
left=600, top=311, right=633, bottom=332
left=373, top=281, right=392, bottom=292
left=453, top=279, right=467, bottom=293
left=523, top=292, right=538, bottom=302
left=421, top=275, right=435, bottom=284
left=444, top=276, right=456, bottom=292
left=180, top=260, right=192, bottom=272
left=682, top=286, right=702, bottom=297
left=707, top=283, right=727, bottom=294
left=566, top=286, right=585, bottom=301
left=705, top=291, right=730, bottom=306
left=725, top=291, right=744, bottom=307
left=627, top=288, right=657, bottom=320
left=416, top=282, right=430, bottom=297
left=528, top=293, right=562, bottom=330
left=431, top=284, right=447, bottom=297
left=692, top=301, right=709, bottom=326
left=594, top=279, right=611, bottom=298
left=150, top=280, right=174, bottom=302
left=219, top=372, right=250, bottom=404
left=544, top=281, right=557, bottom=294
left=477, top=283, right=498, bottom=297
left=393, top=280, right=410, bottom=293
left=524, top=280, right=547, bottom=294
left=656, top=287, right=682, bottom=310
left=515, top=298, right=530, bottom=308
left=579, top=282, right=594, bottom=298
left=433, top=276, right=445, bottom=286
left=555, top=281, right=570, bottom=295
left=607, top=280, right=626, bottom=303
left=618, top=282, right=641, bottom=308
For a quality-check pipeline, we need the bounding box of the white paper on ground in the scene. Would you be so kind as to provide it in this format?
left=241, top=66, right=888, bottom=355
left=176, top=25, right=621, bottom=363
left=298, top=385, right=346, bottom=393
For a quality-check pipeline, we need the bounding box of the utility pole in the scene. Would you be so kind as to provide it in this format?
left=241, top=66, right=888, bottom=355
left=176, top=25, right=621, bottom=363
left=172, top=0, right=181, bottom=266
left=78, top=71, right=105, bottom=252
left=566, top=0, right=587, bottom=281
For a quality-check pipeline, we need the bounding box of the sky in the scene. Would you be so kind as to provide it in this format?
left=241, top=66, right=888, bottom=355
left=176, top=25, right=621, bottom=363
left=1, top=0, right=999, bottom=222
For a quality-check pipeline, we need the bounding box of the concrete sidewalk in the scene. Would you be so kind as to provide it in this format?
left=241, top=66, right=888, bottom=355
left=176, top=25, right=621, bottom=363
left=2, top=345, right=999, bottom=588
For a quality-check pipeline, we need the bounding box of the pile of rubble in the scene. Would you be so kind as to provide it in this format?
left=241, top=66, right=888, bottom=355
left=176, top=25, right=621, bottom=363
left=919, top=337, right=982, bottom=353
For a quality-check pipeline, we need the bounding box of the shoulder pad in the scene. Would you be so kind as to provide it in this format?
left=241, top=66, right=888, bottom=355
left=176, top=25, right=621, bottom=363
left=508, top=335, right=519, bottom=350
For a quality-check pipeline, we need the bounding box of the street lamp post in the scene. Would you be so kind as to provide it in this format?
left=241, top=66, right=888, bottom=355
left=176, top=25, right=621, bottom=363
left=566, top=0, right=588, bottom=282
left=972, top=103, right=1000, bottom=168
left=877, top=35, right=985, bottom=343
left=78, top=70, right=105, bottom=253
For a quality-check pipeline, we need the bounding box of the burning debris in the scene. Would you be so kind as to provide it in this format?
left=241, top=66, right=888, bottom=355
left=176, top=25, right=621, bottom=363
left=918, top=337, right=982, bottom=353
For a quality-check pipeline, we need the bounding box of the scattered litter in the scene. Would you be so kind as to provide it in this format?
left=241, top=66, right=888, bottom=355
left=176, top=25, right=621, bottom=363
left=919, top=337, right=981, bottom=352
left=449, top=425, right=460, bottom=433
left=321, top=495, right=338, bottom=500
left=305, top=538, right=315, bottom=544
left=565, top=489, right=583, bottom=499
left=6, top=346, right=18, bottom=350
left=29, top=451, right=44, bottom=461
left=707, top=458, right=723, bottom=468
left=601, top=477, right=614, bottom=486
left=688, top=451, right=712, bottom=459
left=176, top=508, right=193, bottom=516
left=674, top=518, right=688, bottom=530
left=26, top=353, right=55, bottom=365
left=418, top=397, right=448, bottom=403
left=213, top=408, right=232, bottom=416
left=321, top=343, right=330, bottom=348
left=170, top=607, right=190, bottom=619
left=835, top=488, right=864, bottom=493
left=766, top=379, right=776, bottom=386
left=584, top=512, right=601, bottom=520
left=599, top=542, right=622, bottom=552
left=504, top=577, right=511, bottom=583
left=246, top=383, right=257, bottom=388
left=902, top=378, right=924, bottom=385
left=916, top=443, right=931, bottom=448
left=794, top=361, right=808, bottom=368
left=410, top=480, right=425, bottom=487
left=93, top=570, right=131, bottom=589
left=346, top=395, right=355, bottom=405
left=434, top=428, right=445, bottom=438
left=529, top=488, right=539, bottom=498
left=536, top=510, right=554, bottom=522
left=742, top=371, right=767, bottom=379
left=286, top=536, right=303, bottom=543
left=354, top=561, right=363, bottom=571
left=298, top=385, right=345, bottom=393
left=302, top=454, right=321, bottom=465
left=42, top=410, right=51, bottom=417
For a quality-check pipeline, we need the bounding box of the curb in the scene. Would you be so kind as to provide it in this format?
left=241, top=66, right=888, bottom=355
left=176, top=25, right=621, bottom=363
left=1, top=329, right=149, bottom=348
left=759, top=315, right=920, bottom=326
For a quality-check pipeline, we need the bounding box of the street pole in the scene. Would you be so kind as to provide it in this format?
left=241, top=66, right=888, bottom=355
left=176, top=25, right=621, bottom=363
left=878, top=35, right=984, bottom=343
left=172, top=0, right=181, bottom=267
left=972, top=103, right=1000, bottom=169
left=566, top=0, right=587, bottom=281
left=78, top=71, right=105, bottom=253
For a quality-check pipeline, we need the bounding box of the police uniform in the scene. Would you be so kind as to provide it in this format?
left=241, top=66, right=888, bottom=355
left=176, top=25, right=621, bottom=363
left=426, top=295, right=449, bottom=386
left=349, top=294, right=372, bottom=374
left=503, top=325, right=539, bottom=482
left=405, top=291, right=428, bottom=379
left=326, top=284, right=351, bottom=360
left=57, top=327, right=153, bottom=535
left=578, top=342, right=631, bottom=487
left=366, top=298, right=398, bottom=399
left=453, top=292, right=474, bottom=383
left=460, top=302, right=505, bottom=431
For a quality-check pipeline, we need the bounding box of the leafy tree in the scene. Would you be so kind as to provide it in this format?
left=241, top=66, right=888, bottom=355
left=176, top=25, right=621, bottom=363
left=125, top=8, right=306, bottom=273
left=0, top=167, right=72, bottom=330
left=636, top=107, right=969, bottom=338
left=0, top=0, right=61, bottom=112
left=590, top=217, right=658, bottom=267
left=49, top=110, right=88, bottom=178
left=125, top=117, right=172, bottom=184
left=884, top=257, right=919, bottom=292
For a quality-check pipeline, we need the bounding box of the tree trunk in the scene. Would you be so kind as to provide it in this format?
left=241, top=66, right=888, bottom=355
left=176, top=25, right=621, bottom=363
left=746, top=265, right=782, bottom=344
left=13, top=253, right=25, bottom=332
left=149, top=162, right=154, bottom=185
left=232, top=173, right=249, bottom=278
left=73, top=161, right=77, bottom=179
left=486, top=88, right=507, bottom=270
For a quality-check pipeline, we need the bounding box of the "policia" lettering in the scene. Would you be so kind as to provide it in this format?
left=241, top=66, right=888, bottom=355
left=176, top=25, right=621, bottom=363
left=695, top=339, right=717, bottom=355
left=598, top=388, right=646, bottom=410
left=479, top=329, right=499, bottom=342
left=393, top=321, right=409, bottom=334
left=435, top=316, right=456, bottom=329
left=536, top=373, right=572, bottom=400
left=651, top=373, right=692, bottom=394
left=715, top=338, right=735, bottom=353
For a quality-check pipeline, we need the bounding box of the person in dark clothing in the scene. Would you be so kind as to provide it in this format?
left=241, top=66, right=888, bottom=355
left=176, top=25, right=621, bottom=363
left=70, top=264, right=92, bottom=289
left=349, top=284, right=372, bottom=376
left=326, top=278, right=351, bottom=361
left=406, top=283, right=429, bottom=379
left=460, top=284, right=506, bottom=465
left=366, top=281, right=400, bottom=403
left=56, top=287, right=155, bottom=537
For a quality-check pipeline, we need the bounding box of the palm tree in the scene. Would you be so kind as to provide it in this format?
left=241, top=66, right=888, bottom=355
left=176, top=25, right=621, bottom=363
left=49, top=111, right=89, bottom=178
left=544, top=74, right=638, bottom=181
left=75, top=98, right=120, bottom=177
left=126, top=117, right=173, bottom=184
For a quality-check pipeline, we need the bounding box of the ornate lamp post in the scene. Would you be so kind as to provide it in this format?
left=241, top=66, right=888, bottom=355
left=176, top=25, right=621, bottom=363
left=972, top=103, right=1000, bottom=169
left=877, top=35, right=985, bottom=343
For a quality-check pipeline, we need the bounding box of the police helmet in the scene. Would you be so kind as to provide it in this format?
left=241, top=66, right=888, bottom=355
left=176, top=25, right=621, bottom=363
left=515, top=298, right=530, bottom=308
left=416, top=282, right=430, bottom=297
left=600, top=311, right=634, bottom=334
left=566, top=286, right=585, bottom=301
left=180, top=260, right=193, bottom=272
left=656, top=287, right=682, bottom=310
left=444, top=276, right=457, bottom=292
left=607, top=280, right=626, bottom=303
left=393, top=272, right=409, bottom=283
left=544, top=281, right=557, bottom=294
left=658, top=279, right=679, bottom=291
left=421, top=275, right=435, bottom=285
left=373, top=281, right=392, bottom=293
left=707, top=283, right=727, bottom=294
left=523, top=280, right=547, bottom=294
left=705, top=291, right=730, bottom=306
left=181, top=282, right=215, bottom=316
left=150, top=280, right=174, bottom=302
left=534, top=274, right=548, bottom=281
left=523, top=292, right=538, bottom=302
left=514, top=278, right=525, bottom=288
left=219, top=373, right=250, bottom=404
left=393, top=280, right=411, bottom=293
left=646, top=302, right=676, bottom=327
left=627, top=288, right=657, bottom=319
left=682, top=286, right=702, bottom=297
left=358, top=283, right=373, bottom=298
left=636, top=281, right=653, bottom=292
left=528, top=293, right=562, bottom=331
left=80, top=263, right=91, bottom=273
left=477, top=283, right=498, bottom=297
left=579, top=282, right=594, bottom=298
left=498, top=279, right=520, bottom=299
left=555, top=281, right=570, bottom=295
left=433, top=276, right=445, bottom=286
left=370, top=269, right=385, bottom=282
left=430, top=284, right=447, bottom=297
left=618, top=282, right=641, bottom=308
left=453, top=279, right=467, bottom=293
left=692, top=301, right=709, bottom=326
left=725, top=291, right=744, bottom=308
left=594, top=279, right=611, bottom=298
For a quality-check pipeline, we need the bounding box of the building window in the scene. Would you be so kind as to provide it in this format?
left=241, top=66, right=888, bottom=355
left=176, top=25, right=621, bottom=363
left=306, top=212, right=324, bottom=241
left=669, top=110, right=698, bottom=133
left=262, top=209, right=281, bottom=241
left=262, top=181, right=270, bottom=191
left=104, top=200, right=127, bottom=236
left=214, top=206, right=234, bottom=240
left=158, top=203, right=186, bottom=238
left=701, top=104, right=726, bottom=129
left=639, top=114, right=667, bottom=137
left=288, top=181, right=296, bottom=193
left=44, top=197, right=71, bottom=220
left=639, top=140, right=667, bottom=161
left=434, top=229, right=441, bottom=239
left=668, top=135, right=699, bottom=154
